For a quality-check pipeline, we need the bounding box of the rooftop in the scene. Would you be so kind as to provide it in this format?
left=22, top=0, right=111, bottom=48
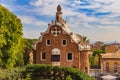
left=101, top=50, right=120, bottom=59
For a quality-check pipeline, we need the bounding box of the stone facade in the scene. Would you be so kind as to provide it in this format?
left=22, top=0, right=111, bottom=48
left=105, top=44, right=120, bottom=53
left=100, top=44, right=120, bottom=73
left=91, top=41, right=104, bottom=50
left=100, top=58, right=120, bottom=73
left=35, top=5, right=90, bottom=74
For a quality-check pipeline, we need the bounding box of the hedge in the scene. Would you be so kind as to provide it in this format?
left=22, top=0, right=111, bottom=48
left=22, top=64, right=95, bottom=80
left=0, top=67, right=24, bottom=80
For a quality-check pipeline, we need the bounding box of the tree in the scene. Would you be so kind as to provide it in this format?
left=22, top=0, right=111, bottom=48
left=89, top=49, right=106, bottom=67
left=23, top=38, right=37, bottom=65
left=82, top=36, right=90, bottom=45
left=0, top=5, right=23, bottom=68
left=92, top=49, right=106, bottom=57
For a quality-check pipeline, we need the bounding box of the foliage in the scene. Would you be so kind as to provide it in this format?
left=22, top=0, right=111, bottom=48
left=92, top=49, right=105, bottom=57
left=0, top=5, right=24, bottom=68
left=82, top=36, right=90, bottom=45
left=89, top=49, right=106, bottom=66
left=0, top=64, right=95, bottom=80
left=89, top=56, right=94, bottom=66
left=93, top=55, right=99, bottom=65
left=22, top=64, right=95, bottom=80
left=0, top=67, right=25, bottom=80
left=66, top=75, right=72, bottom=80
left=23, top=38, right=37, bottom=65
left=23, top=38, right=37, bottom=51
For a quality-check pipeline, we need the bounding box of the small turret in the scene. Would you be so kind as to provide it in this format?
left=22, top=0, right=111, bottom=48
left=57, top=5, right=62, bottom=12
left=56, top=5, right=63, bottom=23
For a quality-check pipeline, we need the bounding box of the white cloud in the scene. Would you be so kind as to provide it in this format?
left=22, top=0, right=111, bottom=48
left=29, top=0, right=83, bottom=16
left=30, top=0, right=65, bottom=7
left=97, top=0, right=120, bottom=14
left=1, top=0, right=120, bottom=41
left=18, top=16, right=47, bottom=27
left=23, top=30, right=40, bottom=39
left=30, top=0, right=43, bottom=7
left=97, top=25, right=120, bottom=31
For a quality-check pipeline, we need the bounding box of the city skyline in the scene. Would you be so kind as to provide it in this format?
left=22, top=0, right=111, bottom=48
left=0, top=0, right=120, bottom=42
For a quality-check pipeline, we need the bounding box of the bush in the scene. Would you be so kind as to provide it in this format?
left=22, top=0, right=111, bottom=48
left=0, top=67, right=25, bottom=80
left=22, top=64, right=95, bottom=80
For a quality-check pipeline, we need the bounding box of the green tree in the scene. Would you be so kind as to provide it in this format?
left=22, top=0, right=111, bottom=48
left=93, top=55, right=99, bottom=65
left=89, top=49, right=106, bottom=66
left=81, top=36, right=90, bottom=47
left=23, top=38, right=37, bottom=65
left=0, top=5, right=23, bottom=68
left=82, top=36, right=90, bottom=44
left=92, top=49, right=105, bottom=57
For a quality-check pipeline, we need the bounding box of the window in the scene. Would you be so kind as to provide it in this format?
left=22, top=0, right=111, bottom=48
left=41, top=53, right=46, bottom=60
left=62, top=40, right=67, bottom=45
left=51, top=27, right=61, bottom=37
left=67, top=53, right=72, bottom=61
left=46, top=40, right=50, bottom=45
left=51, top=55, right=60, bottom=62
left=106, top=62, right=109, bottom=72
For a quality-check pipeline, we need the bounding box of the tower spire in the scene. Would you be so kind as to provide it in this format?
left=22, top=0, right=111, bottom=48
left=57, top=5, right=62, bottom=12
left=56, top=5, right=63, bottom=23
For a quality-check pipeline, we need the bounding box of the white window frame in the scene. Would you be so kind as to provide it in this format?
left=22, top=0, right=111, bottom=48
left=62, top=39, right=67, bottom=46
left=66, top=52, right=73, bottom=61
left=40, top=52, right=46, bottom=61
left=46, top=39, right=50, bottom=46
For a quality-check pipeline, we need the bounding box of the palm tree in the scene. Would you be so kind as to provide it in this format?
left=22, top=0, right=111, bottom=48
left=82, top=36, right=90, bottom=45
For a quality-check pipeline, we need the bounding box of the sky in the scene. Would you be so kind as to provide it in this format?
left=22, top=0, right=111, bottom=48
left=0, top=0, right=120, bottom=43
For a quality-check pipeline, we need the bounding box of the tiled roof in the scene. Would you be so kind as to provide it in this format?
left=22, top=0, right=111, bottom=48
left=101, top=50, right=120, bottom=58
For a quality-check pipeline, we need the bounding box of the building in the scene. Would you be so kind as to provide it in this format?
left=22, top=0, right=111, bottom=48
left=35, top=5, right=91, bottom=74
left=105, top=43, right=120, bottom=53
left=100, top=43, right=120, bottom=73
left=91, top=41, right=104, bottom=50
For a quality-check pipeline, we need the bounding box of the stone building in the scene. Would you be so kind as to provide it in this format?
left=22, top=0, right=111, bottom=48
left=100, top=43, right=120, bottom=73
left=35, top=5, right=91, bottom=74
left=105, top=43, right=120, bottom=53
left=91, top=41, right=104, bottom=50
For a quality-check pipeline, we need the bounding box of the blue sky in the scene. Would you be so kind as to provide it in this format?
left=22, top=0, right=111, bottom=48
left=0, top=0, right=120, bottom=42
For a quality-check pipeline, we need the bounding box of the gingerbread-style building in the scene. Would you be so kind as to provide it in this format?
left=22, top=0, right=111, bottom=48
left=35, top=5, right=91, bottom=74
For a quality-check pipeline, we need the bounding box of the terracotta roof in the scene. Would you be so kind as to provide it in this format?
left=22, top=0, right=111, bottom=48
left=101, top=50, right=120, bottom=58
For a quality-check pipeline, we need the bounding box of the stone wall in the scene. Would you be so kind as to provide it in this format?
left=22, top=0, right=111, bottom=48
left=80, top=50, right=90, bottom=74
left=101, top=59, right=120, bottom=73
left=105, top=45, right=118, bottom=53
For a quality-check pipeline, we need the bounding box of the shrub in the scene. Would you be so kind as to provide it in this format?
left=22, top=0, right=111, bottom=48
left=22, top=64, right=95, bottom=80
left=0, top=67, right=25, bottom=80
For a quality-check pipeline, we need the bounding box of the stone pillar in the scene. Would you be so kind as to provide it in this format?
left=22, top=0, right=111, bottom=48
left=29, top=50, right=33, bottom=64
left=80, top=50, right=90, bottom=74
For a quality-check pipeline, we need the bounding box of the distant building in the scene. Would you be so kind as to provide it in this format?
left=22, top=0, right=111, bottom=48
left=105, top=43, right=120, bottom=53
left=100, top=43, right=120, bottom=73
left=91, top=41, right=104, bottom=50
left=35, top=5, right=91, bottom=74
